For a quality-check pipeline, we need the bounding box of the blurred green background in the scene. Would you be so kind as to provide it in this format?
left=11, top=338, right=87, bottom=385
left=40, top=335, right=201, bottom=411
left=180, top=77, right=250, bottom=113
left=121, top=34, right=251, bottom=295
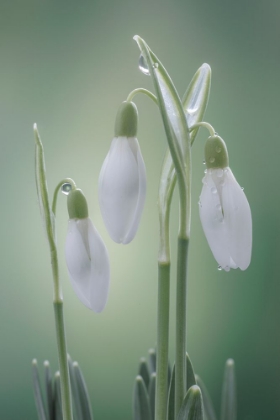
left=0, top=0, right=279, bottom=419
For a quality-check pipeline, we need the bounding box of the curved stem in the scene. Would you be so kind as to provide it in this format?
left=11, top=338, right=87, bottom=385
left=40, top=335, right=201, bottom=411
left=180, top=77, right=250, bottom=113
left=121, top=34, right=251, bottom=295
left=127, top=88, right=158, bottom=105
left=52, top=178, right=77, bottom=216
left=190, top=121, right=215, bottom=139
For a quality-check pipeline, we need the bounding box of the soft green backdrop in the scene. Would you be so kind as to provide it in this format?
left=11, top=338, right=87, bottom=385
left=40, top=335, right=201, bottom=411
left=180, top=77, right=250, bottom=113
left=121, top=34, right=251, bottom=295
left=0, top=0, right=279, bottom=419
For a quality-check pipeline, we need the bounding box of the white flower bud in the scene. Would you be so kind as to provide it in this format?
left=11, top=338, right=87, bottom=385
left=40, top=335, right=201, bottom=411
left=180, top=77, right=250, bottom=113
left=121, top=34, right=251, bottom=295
left=65, top=218, right=110, bottom=312
left=98, top=136, right=146, bottom=244
left=199, top=168, right=252, bottom=271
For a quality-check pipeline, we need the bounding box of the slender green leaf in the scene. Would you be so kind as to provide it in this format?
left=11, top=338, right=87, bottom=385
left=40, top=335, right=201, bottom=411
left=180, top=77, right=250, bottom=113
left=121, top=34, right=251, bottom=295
left=157, top=62, right=211, bottom=261
left=148, top=348, right=157, bottom=374
left=148, top=373, right=156, bottom=420
left=139, top=358, right=150, bottom=390
left=73, top=362, right=94, bottom=420
left=195, top=375, right=217, bottom=420
left=32, top=359, right=47, bottom=420
left=221, top=359, right=237, bottom=420
left=133, top=375, right=152, bottom=420
left=134, top=36, right=189, bottom=189
left=167, top=364, right=175, bottom=420
left=186, top=353, right=196, bottom=391
left=67, top=356, right=83, bottom=420
left=34, top=124, right=55, bottom=243
left=54, top=372, right=63, bottom=420
left=182, top=63, right=211, bottom=143
left=177, top=385, right=203, bottom=420
left=44, top=361, right=54, bottom=420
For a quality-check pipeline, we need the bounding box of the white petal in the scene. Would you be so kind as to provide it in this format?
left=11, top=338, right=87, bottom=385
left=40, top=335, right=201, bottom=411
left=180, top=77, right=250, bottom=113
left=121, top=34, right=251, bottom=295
left=65, top=218, right=110, bottom=312
left=98, top=137, right=146, bottom=244
left=222, top=169, right=252, bottom=270
left=199, top=170, right=231, bottom=269
left=199, top=168, right=252, bottom=271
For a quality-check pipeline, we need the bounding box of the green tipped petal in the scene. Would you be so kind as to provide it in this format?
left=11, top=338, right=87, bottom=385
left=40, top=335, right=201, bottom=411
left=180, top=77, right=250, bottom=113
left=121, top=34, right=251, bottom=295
left=114, top=101, right=138, bottom=137
left=205, top=135, right=229, bottom=169
left=67, top=189, right=88, bottom=220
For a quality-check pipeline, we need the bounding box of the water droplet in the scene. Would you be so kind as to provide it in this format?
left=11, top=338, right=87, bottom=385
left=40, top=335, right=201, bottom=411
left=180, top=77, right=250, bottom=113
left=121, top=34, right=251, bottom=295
left=153, top=62, right=159, bottom=69
left=217, top=169, right=224, bottom=177
left=241, top=187, right=244, bottom=191
left=139, top=54, right=150, bottom=76
left=216, top=204, right=222, bottom=210
left=224, top=266, right=230, bottom=272
left=187, top=107, right=198, bottom=115
left=61, top=183, right=72, bottom=195
left=203, top=160, right=206, bottom=165
left=218, top=265, right=222, bottom=271
left=198, top=200, right=202, bottom=207
left=216, top=146, right=222, bottom=153
left=204, top=169, right=207, bottom=174
left=209, top=157, right=215, bottom=163
left=211, top=187, right=217, bottom=194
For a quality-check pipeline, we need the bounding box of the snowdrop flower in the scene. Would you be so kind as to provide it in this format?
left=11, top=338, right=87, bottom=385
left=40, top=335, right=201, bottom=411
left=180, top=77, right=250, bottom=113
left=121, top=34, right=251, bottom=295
left=98, top=101, right=146, bottom=244
left=65, top=188, right=110, bottom=312
left=199, top=135, right=252, bottom=271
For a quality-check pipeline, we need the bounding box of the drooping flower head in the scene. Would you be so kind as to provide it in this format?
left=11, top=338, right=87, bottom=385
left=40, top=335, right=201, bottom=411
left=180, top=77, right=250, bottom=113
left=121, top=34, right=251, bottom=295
left=199, top=135, right=252, bottom=271
left=98, top=101, right=146, bottom=244
left=65, top=188, right=110, bottom=312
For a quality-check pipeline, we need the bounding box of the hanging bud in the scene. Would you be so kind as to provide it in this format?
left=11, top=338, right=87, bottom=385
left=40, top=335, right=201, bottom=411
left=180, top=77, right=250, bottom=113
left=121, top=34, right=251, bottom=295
left=98, top=101, right=146, bottom=244
left=199, top=135, right=252, bottom=271
left=65, top=189, right=110, bottom=312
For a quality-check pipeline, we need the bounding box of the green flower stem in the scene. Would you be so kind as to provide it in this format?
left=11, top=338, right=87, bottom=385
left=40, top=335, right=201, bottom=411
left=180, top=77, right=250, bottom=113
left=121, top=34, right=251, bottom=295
left=175, top=236, right=189, bottom=417
left=54, top=301, right=73, bottom=420
left=52, top=179, right=77, bottom=215
left=190, top=122, right=215, bottom=140
left=156, top=262, right=170, bottom=420
left=126, top=88, right=158, bottom=105
left=34, top=125, right=73, bottom=420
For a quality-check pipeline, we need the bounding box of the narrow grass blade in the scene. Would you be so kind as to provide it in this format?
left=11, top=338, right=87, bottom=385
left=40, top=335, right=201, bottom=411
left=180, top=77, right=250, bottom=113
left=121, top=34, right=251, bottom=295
left=32, top=359, right=47, bottom=420
left=44, top=361, right=54, bottom=420
left=133, top=375, right=152, bottom=420
left=148, top=372, right=156, bottom=420
left=186, top=353, right=196, bottom=391
left=67, top=356, right=83, bottom=420
left=167, top=364, right=175, bottom=420
left=195, top=375, right=217, bottom=420
left=149, top=349, right=157, bottom=373
left=177, top=385, right=203, bottom=420
left=139, top=358, right=150, bottom=390
left=73, top=362, right=93, bottom=420
left=220, top=359, right=237, bottom=420
left=54, top=372, right=63, bottom=420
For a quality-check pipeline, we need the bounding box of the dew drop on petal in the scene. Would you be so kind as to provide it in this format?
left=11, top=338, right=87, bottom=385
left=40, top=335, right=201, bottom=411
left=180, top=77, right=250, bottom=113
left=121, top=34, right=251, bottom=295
left=204, top=169, right=207, bottom=174
left=241, top=187, right=244, bottom=190
left=217, top=169, right=224, bottom=177
left=203, top=160, right=206, bottom=165
left=153, top=62, right=159, bottom=69
left=211, top=187, right=217, bottom=194
left=139, top=54, right=150, bottom=76
left=224, top=266, right=230, bottom=272
left=209, top=157, right=215, bottom=163
left=218, top=265, right=222, bottom=271
left=216, top=204, right=222, bottom=210
left=216, top=146, right=222, bottom=153
left=61, top=183, right=72, bottom=195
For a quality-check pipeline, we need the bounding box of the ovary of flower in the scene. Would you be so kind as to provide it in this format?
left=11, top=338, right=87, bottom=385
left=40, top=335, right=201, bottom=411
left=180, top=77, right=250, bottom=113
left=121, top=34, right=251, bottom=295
left=199, top=167, right=252, bottom=271
left=98, top=136, right=146, bottom=244
left=65, top=217, right=110, bottom=312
